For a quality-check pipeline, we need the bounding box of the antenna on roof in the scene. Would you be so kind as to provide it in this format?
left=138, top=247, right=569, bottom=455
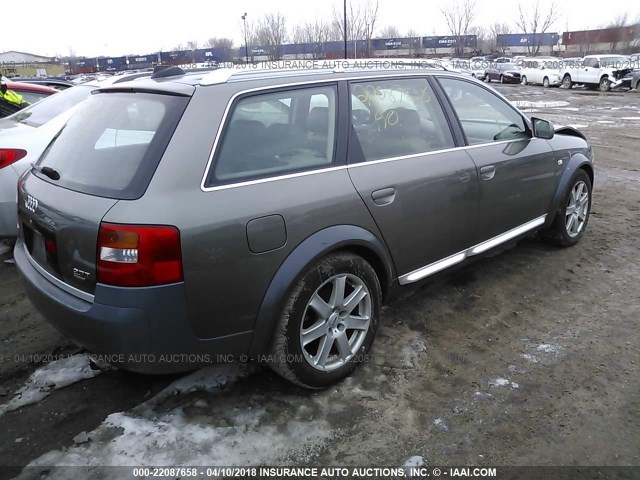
left=151, top=65, right=185, bottom=79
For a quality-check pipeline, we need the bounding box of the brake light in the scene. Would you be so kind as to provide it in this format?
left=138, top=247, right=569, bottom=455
left=0, top=149, right=27, bottom=169
left=97, top=223, right=183, bottom=287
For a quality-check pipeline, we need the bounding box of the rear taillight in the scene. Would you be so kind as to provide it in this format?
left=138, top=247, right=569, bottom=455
left=0, top=149, right=27, bottom=169
left=97, top=223, right=183, bottom=287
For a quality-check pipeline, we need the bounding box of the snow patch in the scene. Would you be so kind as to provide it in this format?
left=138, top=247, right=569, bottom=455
left=404, top=455, right=426, bottom=476
left=513, top=100, right=570, bottom=108
left=488, top=378, right=519, bottom=389
left=401, top=339, right=427, bottom=368
left=24, top=407, right=331, bottom=470
left=522, top=353, right=539, bottom=363
left=19, top=364, right=331, bottom=471
left=434, top=418, right=449, bottom=432
left=0, top=354, right=101, bottom=417
left=536, top=343, right=559, bottom=354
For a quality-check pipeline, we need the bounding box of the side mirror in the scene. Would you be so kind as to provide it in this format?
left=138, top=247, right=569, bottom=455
left=531, top=117, right=554, bottom=139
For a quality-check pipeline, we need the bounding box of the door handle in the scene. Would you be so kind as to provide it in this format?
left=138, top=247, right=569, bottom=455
left=480, top=165, right=496, bottom=180
left=371, top=187, right=396, bottom=206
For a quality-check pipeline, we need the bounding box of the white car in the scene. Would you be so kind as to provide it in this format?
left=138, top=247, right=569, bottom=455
left=520, top=57, right=563, bottom=87
left=560, top=55, right=632, bottom=91
left=0, top=73, right=152, bottom=239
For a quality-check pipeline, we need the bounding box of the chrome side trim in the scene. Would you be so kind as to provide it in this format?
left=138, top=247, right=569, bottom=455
left=202, top=165, right=349, bottom=192
left=398, top=214, right=547, bottom=285
left=399, top=251, right=467, bottom=284
left=22, top=243, right=95, bottom=303
left=467, top=215, right=547, bottom=256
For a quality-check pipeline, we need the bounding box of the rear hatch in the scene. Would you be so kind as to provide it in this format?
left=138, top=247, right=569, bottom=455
left=18, top=89, right=190, bottom=297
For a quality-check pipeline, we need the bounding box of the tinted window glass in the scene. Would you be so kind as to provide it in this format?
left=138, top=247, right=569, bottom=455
left=8, top=85, right=92, bottom=127
left=211, top=85, right=336, bottom=184
left=439, top=78, right=528, bottom=145
left=35, top=92, right=189, bottom=199
left=349, top=78, right=454, bottom=161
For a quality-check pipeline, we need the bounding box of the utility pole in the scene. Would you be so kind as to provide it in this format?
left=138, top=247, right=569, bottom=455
left=343, top=0, right=348, bottom=59
left=241, top=13, right=249, bottom=63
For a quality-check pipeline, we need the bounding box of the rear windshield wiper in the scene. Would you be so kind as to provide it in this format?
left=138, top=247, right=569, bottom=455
left=31, top=163, right=60, bottom=181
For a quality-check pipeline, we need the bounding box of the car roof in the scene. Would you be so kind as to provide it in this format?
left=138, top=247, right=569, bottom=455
left=2, top=80, right=58, bottom=94
left=97, top=60, right=451, bottom=95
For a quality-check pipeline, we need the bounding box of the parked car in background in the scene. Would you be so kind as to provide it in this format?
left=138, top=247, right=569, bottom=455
left=611, top=69, right=640, bottom=91
left=485, top=62, right=522, bottom=83
left=0, top=73, right=154, bottom=239
left=9, top=77, right=74, bottom=90
left=520, top=57, right=563, bottom=87
left=15, top=63, right=594, bottom=388
left=561, top=55, right=633, bottom=91
left=1, top=80, right=59, bottom=117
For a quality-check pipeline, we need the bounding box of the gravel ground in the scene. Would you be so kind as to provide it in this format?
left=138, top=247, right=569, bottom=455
left=0, top=83, right=638, bottom=477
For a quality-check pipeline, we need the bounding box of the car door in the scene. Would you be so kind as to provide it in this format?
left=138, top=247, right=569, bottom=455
left=437, top=76, right=559, bottom=243
left=346, top=77, right=479, bottom=282
left=579, top=58, right=599, bottom=84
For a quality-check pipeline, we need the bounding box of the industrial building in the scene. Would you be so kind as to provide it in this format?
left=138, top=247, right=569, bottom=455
left=0, top=50, right=64, bottom=77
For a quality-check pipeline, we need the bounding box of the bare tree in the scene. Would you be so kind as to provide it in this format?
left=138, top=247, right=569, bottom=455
left=491, top=22, right=512, bottom=53
left=186, top=41, right=199, bottom=50
left=469, top=26, right=488, bottom=55
left=608, top=13, right=629, bottom=28
left=205, top=38, right=235, bottom=62
left=255, top=13, right=288, bottom=61
left=516, top=1, right=559, bottom=55
left=379, top=26, right=401, bottom=39
left=406, top=29, right=421, bottom=57
left=606, top=12, right=631, bottom=52
left=333, top=0, right=379, bottom=57
left=441, top=0, right=477, bottom=56
left=292, top=21, right=333, bottom=59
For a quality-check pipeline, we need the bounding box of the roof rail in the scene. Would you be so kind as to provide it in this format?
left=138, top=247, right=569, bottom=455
left=200, top=58, right=445, bottom=86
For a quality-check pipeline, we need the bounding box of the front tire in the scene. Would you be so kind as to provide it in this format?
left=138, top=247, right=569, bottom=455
left=599, top=77, right=611, bottom=92
left=521, top=75, right=528, bottom=85
left=499, top=75, right=504, bottom=84
left=541, top=169, right=592, bottom=247
left=268, top=252, right=381, bottom=389
left=543, top=77, right=550, bottom=88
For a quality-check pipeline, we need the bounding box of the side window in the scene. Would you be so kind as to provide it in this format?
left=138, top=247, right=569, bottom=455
left=211, top=85, right=336, bottom=184
left=349, top=78, right=454, bottom=162
left=439, top=78, right=528, bottom=145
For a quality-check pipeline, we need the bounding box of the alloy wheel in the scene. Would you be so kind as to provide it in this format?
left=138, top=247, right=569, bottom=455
left=565, top=180, right=590, bottom=237
left=300, top=273, right=372, bottom=371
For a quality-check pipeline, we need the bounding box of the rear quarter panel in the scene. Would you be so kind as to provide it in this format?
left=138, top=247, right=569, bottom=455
left=103, top=83, right=387, bottom=340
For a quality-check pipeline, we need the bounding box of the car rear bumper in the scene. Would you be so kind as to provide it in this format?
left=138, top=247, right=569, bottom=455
left=0, top=167, right=19, bottom=239
left=14, top=239, right=252, bottom=374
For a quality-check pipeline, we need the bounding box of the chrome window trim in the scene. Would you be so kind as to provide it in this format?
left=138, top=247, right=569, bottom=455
left=22, top=242, right=95, bottom=303
left=398, top=214, right=547, bottom=285
left=199, top=72, right=540, bottom=193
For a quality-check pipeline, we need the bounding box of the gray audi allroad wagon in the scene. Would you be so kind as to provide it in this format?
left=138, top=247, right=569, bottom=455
left=14, top=63, right=593, bottom=388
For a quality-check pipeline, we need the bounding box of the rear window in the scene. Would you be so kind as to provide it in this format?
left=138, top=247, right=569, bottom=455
left=8, top=85, right=92, bottom=127
left=35, top=91, right=189, bottom=199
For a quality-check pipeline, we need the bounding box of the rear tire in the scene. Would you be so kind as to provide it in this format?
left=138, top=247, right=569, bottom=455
left=543, top=77, right=550, bottom=88
left=540, top=169, right=592, bottom=247
left=268, top=252, right=381, bottom=389
left=562, top=75, right=573, bottom=89
left=499, top=75, right=504, bottom=84
left=521, top=76, right=528, bottom=85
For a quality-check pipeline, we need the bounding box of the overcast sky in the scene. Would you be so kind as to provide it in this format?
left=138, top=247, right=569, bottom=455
left=5, top=0, right=639, bottom=58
